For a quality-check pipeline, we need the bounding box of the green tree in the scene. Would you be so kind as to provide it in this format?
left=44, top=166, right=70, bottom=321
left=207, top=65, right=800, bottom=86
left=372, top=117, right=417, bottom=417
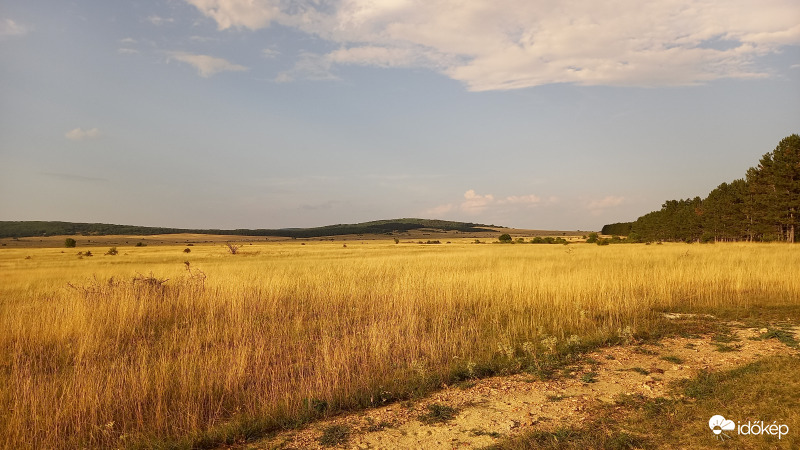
left=498, top=233, right=512, bottom=243
left=64, top=238, right=76, bottom=248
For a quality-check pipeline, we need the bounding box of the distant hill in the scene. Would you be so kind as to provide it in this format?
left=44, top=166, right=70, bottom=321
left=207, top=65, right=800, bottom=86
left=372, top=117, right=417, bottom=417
left=0, top=219, right=498, bottom=239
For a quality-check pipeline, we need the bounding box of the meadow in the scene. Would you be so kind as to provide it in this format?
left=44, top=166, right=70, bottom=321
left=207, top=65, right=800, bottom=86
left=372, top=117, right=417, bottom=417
left=1, top=239, right=799, bottom=448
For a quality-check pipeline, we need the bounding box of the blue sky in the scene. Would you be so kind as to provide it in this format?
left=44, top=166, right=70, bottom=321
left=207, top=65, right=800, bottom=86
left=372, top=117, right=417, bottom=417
left=1, top=1, right=798, bottom=230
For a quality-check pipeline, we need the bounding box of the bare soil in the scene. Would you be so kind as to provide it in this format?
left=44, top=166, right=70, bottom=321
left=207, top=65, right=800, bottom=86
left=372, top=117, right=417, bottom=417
left=247, top=321, right=799, bottom=449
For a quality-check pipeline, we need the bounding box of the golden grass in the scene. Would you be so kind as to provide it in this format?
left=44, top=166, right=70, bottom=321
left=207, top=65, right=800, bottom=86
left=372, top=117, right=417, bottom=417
left=1, top=241, right=798, bottom=448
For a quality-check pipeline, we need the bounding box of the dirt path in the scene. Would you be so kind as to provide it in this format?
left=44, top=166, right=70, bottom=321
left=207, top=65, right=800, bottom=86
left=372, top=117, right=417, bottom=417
left=248, top=321, right=799, bottom=449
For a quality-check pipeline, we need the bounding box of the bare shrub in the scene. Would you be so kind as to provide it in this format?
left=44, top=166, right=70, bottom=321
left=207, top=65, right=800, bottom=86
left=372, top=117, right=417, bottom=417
left=225, top=242, right=240, bottom=254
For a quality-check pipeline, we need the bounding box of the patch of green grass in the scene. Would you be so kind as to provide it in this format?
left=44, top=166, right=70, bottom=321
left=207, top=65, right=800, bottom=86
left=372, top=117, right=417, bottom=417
left=712, top=332, right=740, bottom=344
left=760, top=328, right=799, bottom=348
left=365, top=419, right=393, bottom=432
left=485, top=425, right=648, bottom=450
left=492, top=355, right=800, bottom=449
left=581, top=371, right=599, bottom=383
left=660, top=355, right=684, bottom=364
left=546, top=394, right=570, bottom=402
left=318, top=424, right=351, bottom=447
left=419, top=403, right=459, bottom=424
left=713, top=343, right=739, bottom=352
left=632, top=346, right=658, bottom=355
left=627, top=367, right=650, bottom=376
left=456, top=380, right=477, bottom=390
left=471, top=428, right=503, bottom=438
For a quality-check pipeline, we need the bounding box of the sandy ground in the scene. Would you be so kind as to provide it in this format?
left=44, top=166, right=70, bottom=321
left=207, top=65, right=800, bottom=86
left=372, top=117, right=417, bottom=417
left=248, top=321, right=799, bottom=449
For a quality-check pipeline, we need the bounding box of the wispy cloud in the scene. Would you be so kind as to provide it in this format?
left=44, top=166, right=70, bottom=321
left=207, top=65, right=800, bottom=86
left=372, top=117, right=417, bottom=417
left=275, top=51, right=337, bottom=83
left=587, top=196, right=625, bottom=215
left=0, top=18, right=29, bottom=38
left=147, top=15, right=174, bottom=26
left=169, top=52, right=247, bottom=77
left=184, top=0, right=800, bottom=89
left=118, top=48, right=140, bottom=55
left=427, top=189, right=554, bottom=217
left=262, top=47, right=280, bottom=59
left=185, top=0, right=280, bottom=30
left=65, top=128, right=100, bottom=141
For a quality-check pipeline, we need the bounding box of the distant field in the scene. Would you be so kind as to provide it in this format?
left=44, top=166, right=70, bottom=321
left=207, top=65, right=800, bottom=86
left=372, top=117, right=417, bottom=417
left=1, top=240, right=798, bottom=448
left=0, top=228, right=587, bottom=248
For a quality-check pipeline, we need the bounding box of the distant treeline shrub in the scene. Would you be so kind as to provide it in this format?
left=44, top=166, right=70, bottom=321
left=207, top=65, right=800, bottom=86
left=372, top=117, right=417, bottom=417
left=0, top=218, right=495, bottom=239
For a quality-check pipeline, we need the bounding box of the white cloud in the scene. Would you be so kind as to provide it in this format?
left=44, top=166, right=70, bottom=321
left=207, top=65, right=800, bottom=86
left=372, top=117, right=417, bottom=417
left=169, top=52, right=247, bottom=77
left=262, top=47, right=280, bottom=58
left=587, top=196, right=625, bottom=215
left=185, top=0, right=281, bottom=30
left=275, top=51, right=337, bottom=82
left=0, top=18, right=29, bottom=38
left=184, top=0, right=800, bottom=89
left=65, top=128, right=101, bottom=141
left=461, top=189, right=495, bottom=214
left=118, top=48, right=140, bottom=55
left=147, top=15, right=175, bottom=26
left=427, top=189, right=552, bottom=217
left=119, top=37, right=137, bottom=44
left=498, top=194, right=542, bottom=205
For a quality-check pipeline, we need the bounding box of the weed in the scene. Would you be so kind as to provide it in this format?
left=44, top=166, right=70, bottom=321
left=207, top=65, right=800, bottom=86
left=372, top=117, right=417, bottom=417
left=365, top=419, right=393, bottom=432
left=627, top=367, right=650, bottom=375
left=712, top=334, right=737, bottom=343
left=471, top=428, right=502, bottom=438
left=581, top=371, right=599, bottom=383
left=660, top=355, right=684, bottom=364
left=419, top=404, right=458, bottom=424
left=632, top=346, right=658, bottom=356
left=713, top=343, right=739, bottom=352
left=318, top=425, right=350, bottom=447
left=760, top=328, right=799, bottom=348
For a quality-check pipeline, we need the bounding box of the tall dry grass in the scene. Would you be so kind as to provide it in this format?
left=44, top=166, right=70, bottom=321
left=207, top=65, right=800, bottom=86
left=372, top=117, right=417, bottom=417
left=1, top=242, right=798, bottom=448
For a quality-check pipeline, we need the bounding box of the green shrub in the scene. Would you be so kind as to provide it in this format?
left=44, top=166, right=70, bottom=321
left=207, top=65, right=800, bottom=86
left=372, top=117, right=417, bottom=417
left=64, top=238, right=76, bottom=248
left=498, top=234, right=512, bottom=243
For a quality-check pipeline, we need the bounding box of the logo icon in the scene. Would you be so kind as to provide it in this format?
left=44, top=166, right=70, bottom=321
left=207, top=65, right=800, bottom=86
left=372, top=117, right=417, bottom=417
left=709, top=415, right=735, bottom=440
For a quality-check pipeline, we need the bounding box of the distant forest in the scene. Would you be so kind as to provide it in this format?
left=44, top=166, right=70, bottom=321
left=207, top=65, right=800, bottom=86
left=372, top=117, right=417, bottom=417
left=603, top=134, right=799, bottom=243
left=0, top=218, right=495, bottom=239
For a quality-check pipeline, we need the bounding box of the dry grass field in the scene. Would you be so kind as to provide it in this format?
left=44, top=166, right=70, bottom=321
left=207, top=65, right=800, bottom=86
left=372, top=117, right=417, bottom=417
left=1, top=239, right=799, bottom=448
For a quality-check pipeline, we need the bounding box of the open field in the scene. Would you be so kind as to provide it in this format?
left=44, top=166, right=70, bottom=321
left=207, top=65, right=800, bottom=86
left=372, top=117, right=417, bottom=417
left=1, top=240, right=799, bottom=448
left=0, top=228, right=587, bottom=249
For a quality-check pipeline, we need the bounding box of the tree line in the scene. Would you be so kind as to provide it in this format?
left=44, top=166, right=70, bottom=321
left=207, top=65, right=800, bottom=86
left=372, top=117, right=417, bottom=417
left=605, top=134, right=799, bottom=243
left=0, top=218, right=495, bottom=239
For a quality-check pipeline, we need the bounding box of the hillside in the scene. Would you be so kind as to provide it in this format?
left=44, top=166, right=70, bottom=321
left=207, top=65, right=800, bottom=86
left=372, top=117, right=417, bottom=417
left=0, top=218, right=498, bottom=239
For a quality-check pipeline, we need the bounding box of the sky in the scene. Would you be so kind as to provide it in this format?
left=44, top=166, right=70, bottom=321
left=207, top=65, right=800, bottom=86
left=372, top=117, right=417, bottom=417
left=1, top=1, right=798, bottom=231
